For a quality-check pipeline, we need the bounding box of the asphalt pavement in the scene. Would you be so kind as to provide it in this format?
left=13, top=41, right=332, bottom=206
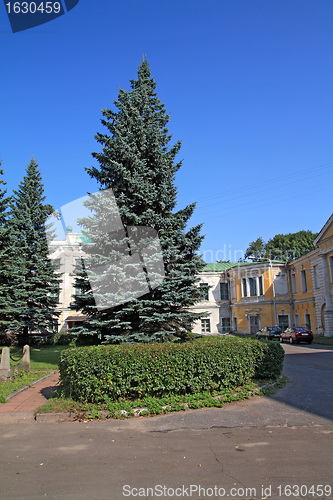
left=0, top=343, right=332, bottom=500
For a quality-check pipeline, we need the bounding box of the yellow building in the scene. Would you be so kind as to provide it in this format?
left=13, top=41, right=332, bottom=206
left=50, top=215, right=333, bottom=337
left=288, top=250, right=317, bottom=332
left=192, top=213, right=333, bottom=337
left=313, top=214, right=333, bottom=336
left=288, top=214, right=333, bottom=336
left=228, top=261, right=290, bottom=334
left=191, top=261, right=291, bottom=335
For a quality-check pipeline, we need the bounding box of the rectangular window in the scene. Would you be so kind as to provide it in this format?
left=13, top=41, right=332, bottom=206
left=242, top=278, right=247, bottom=297
left=258, top=276, right=264, bottom=296
left=329, top=256, right=333, bottom=283
left=220, top=282, right=229, bottom=300
left=305, top=313, right=311, bottom=331
left=291, top=274, right=297, bottom=294
left=200, top=283, right=209, bottom=301
left=278, top=315, right=289, bottom=331
left=233, top=317, right=238, bottom=332
left=301, top=269, right=308, bottom=292
left=295, top=314, right=299, bottom=327
left=313, top=265, right=319, bottom=289
left=249, top=315, right=260, bottom=334
left=201, top=319, right=211, bottom=333
left=249, top=277, right=257, bottom=296
left=52, top=259, right=61, bottom=271
left=221, top=317, right=231, bottom=333
left=230, top=280, right=236, bottom=301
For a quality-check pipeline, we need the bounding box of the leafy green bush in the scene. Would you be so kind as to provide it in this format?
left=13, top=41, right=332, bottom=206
left=58, top=337, right=284, bottom=403
left=54, top=331, right=101, bottom=346
left=53, top=332, right=76, bottom=345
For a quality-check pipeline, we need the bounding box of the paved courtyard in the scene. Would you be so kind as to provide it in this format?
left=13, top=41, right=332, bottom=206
left=0, top=343, right=332, bottom=500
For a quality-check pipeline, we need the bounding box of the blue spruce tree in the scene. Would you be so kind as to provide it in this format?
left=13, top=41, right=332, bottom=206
left=73, top=60, right=206, bottom=342
left=8, top=159, right=60, bottom=343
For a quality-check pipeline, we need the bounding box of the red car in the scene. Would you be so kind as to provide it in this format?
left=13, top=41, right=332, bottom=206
left=280, top=327, right=313, bottom=344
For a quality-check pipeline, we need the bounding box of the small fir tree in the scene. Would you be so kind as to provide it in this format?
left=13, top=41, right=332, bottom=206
left=8, top=159, right=60, bottom=342
left=73, top=60, right=205, bottom=342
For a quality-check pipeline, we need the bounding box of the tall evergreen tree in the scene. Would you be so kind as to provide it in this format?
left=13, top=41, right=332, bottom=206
left=0, top=163, right=14, bottom=334
left=244, top=237, right=266, bottom=260
left=8, top=159, right=60, bottom=342
left=73, top=60, right=205, bottom=342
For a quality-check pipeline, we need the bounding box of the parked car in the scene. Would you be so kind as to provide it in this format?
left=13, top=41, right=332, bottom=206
left=280, top=327, right=313, bottom=344
left=255, top=326, right=282, bottom=340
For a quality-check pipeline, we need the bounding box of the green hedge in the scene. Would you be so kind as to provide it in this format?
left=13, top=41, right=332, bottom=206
left=58, top=337, right=284, bottom=403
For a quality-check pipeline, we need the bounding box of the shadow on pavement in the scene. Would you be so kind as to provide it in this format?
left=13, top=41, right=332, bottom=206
left=270, top=344, right=333, bottom=422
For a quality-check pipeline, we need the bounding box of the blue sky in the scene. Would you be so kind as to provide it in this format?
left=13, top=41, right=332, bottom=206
left=1, top=0, right=332, bottom=262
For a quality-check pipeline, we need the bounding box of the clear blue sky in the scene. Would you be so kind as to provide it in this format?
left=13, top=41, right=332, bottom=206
left=1, top=0, right=332, bottom=262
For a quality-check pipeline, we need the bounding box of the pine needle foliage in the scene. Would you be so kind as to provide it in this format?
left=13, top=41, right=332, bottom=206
left=0, top=163, right=14, bottom=334
left=73, top=60, right=206, bottom=343
left=7, top=159, right=60, bottom=341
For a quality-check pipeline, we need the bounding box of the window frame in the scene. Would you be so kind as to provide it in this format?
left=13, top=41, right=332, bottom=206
left=220, top=282, right=229, bottom=301
left=201, top=318, right=211, bottom=333
left=313, top=264, right=319, bottom=289
left=242, top=275, right=264, bottom=298
left=329, top=255, right=333, bottom=283
left=221, top=317, right=231, bottom=333
left=301, top=269, right=308, bottom=292
left=200, top=283, right=209, bottom=301
left=52, top=258, right=61, bottom=271
left=242, top=278, right=248, bottom=297
left=304, top=313, right=312, bottom=331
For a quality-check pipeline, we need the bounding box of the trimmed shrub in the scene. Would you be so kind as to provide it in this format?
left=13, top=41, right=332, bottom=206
left=58, top=337, right=284, bottom=403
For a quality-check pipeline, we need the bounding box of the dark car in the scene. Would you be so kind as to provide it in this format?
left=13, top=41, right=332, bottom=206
left=255, top=326, right=282, bottom=340
left=280, top=327, right=313, bottom=344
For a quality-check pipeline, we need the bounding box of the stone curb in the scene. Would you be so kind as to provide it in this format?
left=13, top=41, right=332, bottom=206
left=34, top=380, right=281, bottom=424
left=35, top=412, right=76, bottom=423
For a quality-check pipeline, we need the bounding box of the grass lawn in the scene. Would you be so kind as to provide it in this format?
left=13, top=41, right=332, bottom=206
left=0, top=369, right=52, bottom=403
left=36, top=376, right=287, bottom=420
left=30, top=345, right=69, bottom=370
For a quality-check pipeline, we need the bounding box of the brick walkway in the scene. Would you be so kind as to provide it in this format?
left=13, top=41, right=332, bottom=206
left=0, top=371, right=60, bottom=413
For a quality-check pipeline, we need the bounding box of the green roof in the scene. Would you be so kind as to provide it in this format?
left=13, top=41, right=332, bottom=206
left=202, top=260, right=286, bottom=272
left=202, top=262, right=236, bottom=272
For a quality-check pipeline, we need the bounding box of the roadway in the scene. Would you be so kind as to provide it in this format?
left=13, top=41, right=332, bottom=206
left=0, top=343, right=332, bottom=500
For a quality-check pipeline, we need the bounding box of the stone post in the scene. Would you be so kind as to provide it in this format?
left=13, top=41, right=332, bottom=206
left=0, top=347, right=10, bottom=370
left=0, top=347, right=11, bottom=379
left=22, top=345, right=30, bottom=370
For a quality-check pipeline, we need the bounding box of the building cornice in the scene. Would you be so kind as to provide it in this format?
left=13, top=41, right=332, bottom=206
left=314, top=213, right=333, bottom=246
